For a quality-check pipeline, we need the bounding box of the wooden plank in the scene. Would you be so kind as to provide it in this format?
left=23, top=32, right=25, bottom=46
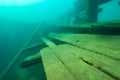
left=75, top=42, right=120, bottom=61
left=59, top=44, right=120, bottom=80
left=40, top=48, right=75, bottom=80
left=49, top=33, right=120, bottom=47
left=41, top=37, right=56, bottom=48
left=49, top=45, right=114, bottom=80
left=49, top=33, right=120, bottom=60
left=22, top=42, right=43, bottom=52
left=57, top=20, right=120, bottom=28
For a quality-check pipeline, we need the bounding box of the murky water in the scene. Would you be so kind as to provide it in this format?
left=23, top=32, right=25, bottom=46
left=0, top=0, right=120, bottom=80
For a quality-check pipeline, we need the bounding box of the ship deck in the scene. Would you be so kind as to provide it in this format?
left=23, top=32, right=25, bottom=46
left=40, top=33, right=120, bottom=80
left=21, top=20, right=120, bottom=80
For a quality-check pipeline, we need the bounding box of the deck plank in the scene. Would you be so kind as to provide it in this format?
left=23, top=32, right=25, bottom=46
left=40, top=48, right=76, bottom=80
left=49, top=33, right=120, bottom=49
left=45, top=45, right=114, bottom=80
left=49, top=33, right=120, bottom=61
left=59, top=44, right=120, bottom=80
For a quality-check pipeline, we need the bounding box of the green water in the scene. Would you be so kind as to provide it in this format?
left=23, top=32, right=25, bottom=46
left=0, top=0, right=120, bottom=80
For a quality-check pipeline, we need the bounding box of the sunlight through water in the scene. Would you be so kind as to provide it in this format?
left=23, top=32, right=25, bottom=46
left=0, top=0, right=44, bottom=6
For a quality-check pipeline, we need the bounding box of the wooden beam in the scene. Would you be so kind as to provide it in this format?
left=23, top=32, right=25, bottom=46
left=98, top=0, right=111, bottom=5
left=55, top=21, right=120, bottom=35
left=86, top=0, right=99, bottom=23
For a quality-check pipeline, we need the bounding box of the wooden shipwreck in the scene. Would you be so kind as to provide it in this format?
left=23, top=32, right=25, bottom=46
left=1, top=21, right=120, bottom=80
left=21, top=20, right=120, bottom=80
left=1, top=0, right=120, bottom=80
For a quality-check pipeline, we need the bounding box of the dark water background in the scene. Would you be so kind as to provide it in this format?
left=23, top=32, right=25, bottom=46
left=0, top=20, right=36, bottom=75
